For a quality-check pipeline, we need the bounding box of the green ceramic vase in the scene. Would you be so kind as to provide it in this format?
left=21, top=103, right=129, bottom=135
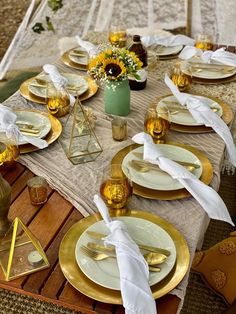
left=104, top=79, right=130, bottom=116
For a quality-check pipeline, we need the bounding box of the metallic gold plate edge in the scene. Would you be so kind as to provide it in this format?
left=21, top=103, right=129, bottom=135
left=19, top=76, right=98, bottom=104
left=59, top=210, right=190, bottom=304
left=155, top=93, right=233, bottom=133
left=14, top=109, right=62, bottom=154
left=61, top=49, right=88, bottom=71
left=111, top=143, right=213, bottom=200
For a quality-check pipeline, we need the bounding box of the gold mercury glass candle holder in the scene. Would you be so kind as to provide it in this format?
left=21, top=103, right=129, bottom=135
left=100, top=164, right=132, bottom=209
left=195, top=33, right=214, bottom=51
left=144, top=102, right=171, bottom=144
left=170, top=62, right=192, bottom=92
left=111, top=117, right=127, bottom=141
left=46, top=83, right=70, bottom=118
left=27, top=176, right=48, bottom=206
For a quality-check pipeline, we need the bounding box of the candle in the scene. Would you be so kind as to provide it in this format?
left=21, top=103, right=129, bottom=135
left=27, top=250, right=44, bottom=267
left=111, top=118, right=127, bottom=141
left=27, top=176, right=48, bottom=206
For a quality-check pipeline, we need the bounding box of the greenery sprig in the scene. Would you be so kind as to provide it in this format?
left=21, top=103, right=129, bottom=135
left=32, top=0, right=63, bottom=34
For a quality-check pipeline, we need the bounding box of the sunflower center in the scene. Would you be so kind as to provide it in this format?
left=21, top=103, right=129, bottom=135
left=105, top=63, right=122, bottom=77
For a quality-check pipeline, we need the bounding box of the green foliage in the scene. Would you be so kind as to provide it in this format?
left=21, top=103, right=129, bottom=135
left=32, top=0, right=63, bottom=34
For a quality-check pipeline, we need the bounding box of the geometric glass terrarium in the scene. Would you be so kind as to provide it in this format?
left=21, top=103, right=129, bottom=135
left=0, top=217, right=50, bottom=281
left=59, top=97, right=103, bottom=165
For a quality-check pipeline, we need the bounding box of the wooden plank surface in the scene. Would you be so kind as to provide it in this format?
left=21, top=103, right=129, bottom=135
left=0, top=163, right=181, bottom=314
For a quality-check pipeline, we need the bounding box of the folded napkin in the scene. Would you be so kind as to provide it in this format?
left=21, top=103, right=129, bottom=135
left=132, top=132, right=234, bottom=226
left=93, top=195, right=156, bottom=314
left=179, top=46, right=236, bottom=67
left=75, top=35, right=97, bottom=57
left=165, top=74, right=236, bottom=167
left=0, top=105, right=48, bottom=149
left=43, top=64, right=75, bottom=106
left=141, top=34, right=195, bottom=48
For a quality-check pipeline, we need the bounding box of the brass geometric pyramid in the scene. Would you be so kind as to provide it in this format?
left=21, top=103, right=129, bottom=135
left=59, top=97, right=103, bottom=164
left=0, top=217, right=50, bottom=281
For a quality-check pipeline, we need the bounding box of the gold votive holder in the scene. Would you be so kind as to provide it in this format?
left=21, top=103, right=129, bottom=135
left=170, top=62, right=192, bottom=92
left=46, top=83, right=70, bottom=118
left=111, top=117, right=127, bottom=141
left=27, top=176, right=48, bottom=206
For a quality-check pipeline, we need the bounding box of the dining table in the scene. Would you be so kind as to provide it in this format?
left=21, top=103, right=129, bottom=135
left=0, top=35, right=236, bottom=314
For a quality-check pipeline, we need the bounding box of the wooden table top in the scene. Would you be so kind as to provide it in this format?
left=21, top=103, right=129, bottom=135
left=0, top=163, right=180, bottom=314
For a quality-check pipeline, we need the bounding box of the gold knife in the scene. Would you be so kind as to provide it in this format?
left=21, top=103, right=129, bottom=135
left=132, top=152, right=200, bottom=169
left=86, top=231, right=171, bottom=256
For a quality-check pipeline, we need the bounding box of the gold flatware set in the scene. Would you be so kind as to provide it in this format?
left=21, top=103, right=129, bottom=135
left=132, top=152, right=200, bottom=169
left=81, top=231, right=172, bottom=272
left=161, top=100, right=219, bottom=114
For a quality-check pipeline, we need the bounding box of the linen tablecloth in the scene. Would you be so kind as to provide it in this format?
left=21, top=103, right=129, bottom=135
left=3, top=54, right=236, bottom=308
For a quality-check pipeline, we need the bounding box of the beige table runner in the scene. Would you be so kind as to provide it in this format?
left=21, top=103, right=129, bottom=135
left=3, top=57, right=236, bottom=306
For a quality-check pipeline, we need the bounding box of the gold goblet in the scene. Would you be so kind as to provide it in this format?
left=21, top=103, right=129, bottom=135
left=195, top=33, right=213, bottom=51
left=46, top=83, right=70, bottom=118
left=108, top=24, right=127, bottom=48
left=170, top=62, right=192, bottom=92
left=100, top=164, right=132, bottom=209
left=0, top=142, right=19, bottom=170
left=144, top=103, right=171, bottom=144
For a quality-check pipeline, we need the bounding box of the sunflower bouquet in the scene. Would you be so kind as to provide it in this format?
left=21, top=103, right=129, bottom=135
left=88, top=47, right=143, bottom=85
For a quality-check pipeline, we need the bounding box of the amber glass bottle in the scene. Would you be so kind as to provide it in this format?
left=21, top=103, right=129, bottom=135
left=128, top=35, right=147, bottom=90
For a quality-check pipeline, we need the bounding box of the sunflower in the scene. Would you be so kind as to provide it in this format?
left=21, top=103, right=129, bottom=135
left=101, top=58, right=126, bottom=80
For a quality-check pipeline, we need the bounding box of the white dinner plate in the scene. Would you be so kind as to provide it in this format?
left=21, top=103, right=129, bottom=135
left=75, top=216, right=177, bottom=291
left=15, top=111, right=51, bottom=145
left=28, top=73, right=89, bottom=98
left=155, top=45, right=183, bottom=56
left=122, top=145, right=202, bottom=191
left=69, top=47, right=89, bottom=66
left=159, top=95, right=223, bottom=126
left=182, top=60, right=236, bottom=80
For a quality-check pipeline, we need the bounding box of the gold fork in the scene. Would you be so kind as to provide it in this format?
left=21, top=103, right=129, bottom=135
left=80, top=245, right=166, bottom=266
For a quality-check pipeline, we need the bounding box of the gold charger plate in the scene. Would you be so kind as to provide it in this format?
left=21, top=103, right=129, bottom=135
left=59, top=209, right=190, bottom=304
left=158, top=94, right=233, bottom=133
left=15, top=109, right=62, bottom=154
left=61, top=48, right=88, bottom=71
left=112, top=143, right=213, bottom=200
left=19, top=76, right=98, bottom=104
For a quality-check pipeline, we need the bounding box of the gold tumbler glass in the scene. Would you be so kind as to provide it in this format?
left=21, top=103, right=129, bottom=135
left=195, top=33, right=213, bottom=51
left=170, top=62, right=192, bottom=92
left=0, top=142, right=19, bottom=170
left=108, top=24, right=127, bottom=48
left=100, top=164, right=132, bottom=209
left=144, top=102, right=171, bottom=144
left=46, top=83, right=70, bottom=118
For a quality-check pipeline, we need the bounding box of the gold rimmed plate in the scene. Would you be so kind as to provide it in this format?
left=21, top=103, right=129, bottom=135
left=62, top=48, right=88, bottom=71
left=112, top=143, right=213, bottom=200
left=59, top=210, right=190, bottom=304
left=19, top=76, right=98, bottom=104
left=156, top=94, right=233, bottom=133
left=15, top=109, right=62, bottom=154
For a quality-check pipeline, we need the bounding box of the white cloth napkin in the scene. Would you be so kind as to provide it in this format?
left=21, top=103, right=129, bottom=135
left=93, top=195, right=156, bottom=314
left=43, top=64, right=75, bottom=106
left=165, top=74, right=236, bottom=166
left=132, top=132, right=234, bottom=226
left=141, top=34, right=195, bottom=48
left=179, top=46, right=236, bottom=67
left=75, top=35, right=98, bottom=57
left=0, top=105, right=48, bottom=149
